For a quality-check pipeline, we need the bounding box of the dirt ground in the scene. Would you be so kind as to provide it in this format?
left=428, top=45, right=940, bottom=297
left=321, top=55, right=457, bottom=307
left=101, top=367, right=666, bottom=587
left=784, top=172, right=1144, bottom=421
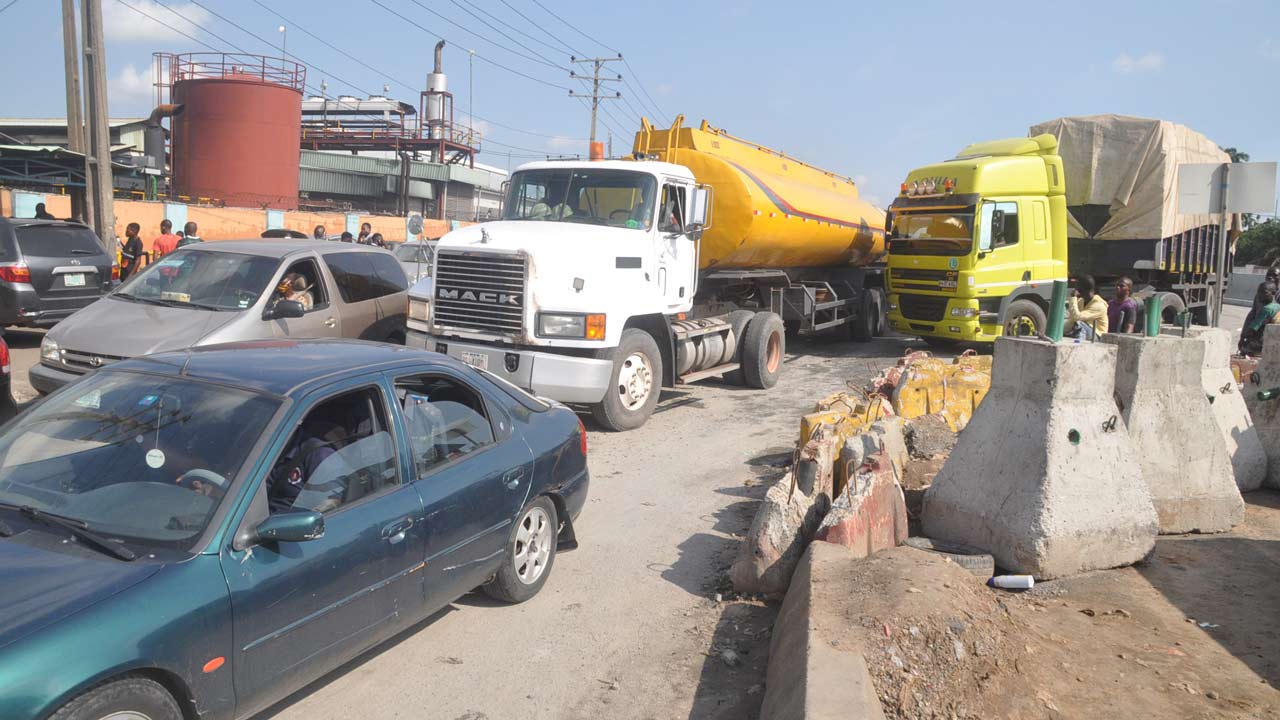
left=819, top=491, right=1280, bottom=719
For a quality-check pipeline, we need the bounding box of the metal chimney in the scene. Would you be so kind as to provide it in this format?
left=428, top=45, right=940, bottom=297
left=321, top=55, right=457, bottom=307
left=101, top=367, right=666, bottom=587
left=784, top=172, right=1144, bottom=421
left=426, top=40, right=447, bottom=140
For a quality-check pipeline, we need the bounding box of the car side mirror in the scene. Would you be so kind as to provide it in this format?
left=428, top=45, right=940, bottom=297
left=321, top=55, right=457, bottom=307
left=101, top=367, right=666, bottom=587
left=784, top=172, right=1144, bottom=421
left=253, top=511, right=325, bottom=544
left=267, top=299, right=305, bottom=320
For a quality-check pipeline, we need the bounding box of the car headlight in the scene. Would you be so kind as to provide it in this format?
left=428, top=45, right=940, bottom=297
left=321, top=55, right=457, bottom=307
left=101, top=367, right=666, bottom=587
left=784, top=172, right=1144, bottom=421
left=408, top=298, right=430, bottom=322
left=950, top=307, right=979, bottom=317
left=538, top=313, right=606, bottom=340
left=41, top=336, right=61, bottom=363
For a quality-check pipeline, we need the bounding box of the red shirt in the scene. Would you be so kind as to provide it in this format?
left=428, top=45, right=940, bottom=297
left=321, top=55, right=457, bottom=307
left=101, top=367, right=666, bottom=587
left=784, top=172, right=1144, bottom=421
left=152, top=233, right=180, bottom=256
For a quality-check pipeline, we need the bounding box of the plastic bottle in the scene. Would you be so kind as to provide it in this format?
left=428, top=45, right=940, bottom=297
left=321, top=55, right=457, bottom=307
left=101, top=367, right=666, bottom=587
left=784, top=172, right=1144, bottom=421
left=987, top=574, right=1035, bottom=590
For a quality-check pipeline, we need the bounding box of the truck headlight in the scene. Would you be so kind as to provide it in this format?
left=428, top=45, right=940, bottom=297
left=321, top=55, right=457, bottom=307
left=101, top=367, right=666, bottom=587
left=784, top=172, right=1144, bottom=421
left=408, top=297, right=430, bottom=322
left=950, top=307, right=979, bottom=317
left=537, top=313, right=606, bottom=340
left=41, top=337, right=61, bottom=364
left=888, top=301, right=899, bottom=311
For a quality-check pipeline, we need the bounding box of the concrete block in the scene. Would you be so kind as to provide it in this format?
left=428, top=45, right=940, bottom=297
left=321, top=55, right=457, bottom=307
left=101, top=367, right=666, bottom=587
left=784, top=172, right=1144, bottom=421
left=1163, top=326, right=1266, bottom=492
left=729, top=471, right=824, bottom=596
left=868, top=416, right=909, bottom=477
left=923, top=337, right=1158, bottom=579
left=1250, top=324, right=1280, bottom=490
left=760, top=542, right=887, bottom=720
left=1104, top=334, right=1244, bottom=532
left=816, top=449, right=908, bottom=557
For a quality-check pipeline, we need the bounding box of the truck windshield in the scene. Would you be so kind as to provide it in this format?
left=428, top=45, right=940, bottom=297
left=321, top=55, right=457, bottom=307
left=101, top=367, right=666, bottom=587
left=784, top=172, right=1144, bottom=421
left=888, top=211, right=975, bottom=257
left=504, top=169, right=657, bottom=230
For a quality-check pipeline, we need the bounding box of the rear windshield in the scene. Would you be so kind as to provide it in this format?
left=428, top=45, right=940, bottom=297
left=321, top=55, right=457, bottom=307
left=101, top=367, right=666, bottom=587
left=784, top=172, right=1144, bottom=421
left=15, top=225, right=106, bottom=258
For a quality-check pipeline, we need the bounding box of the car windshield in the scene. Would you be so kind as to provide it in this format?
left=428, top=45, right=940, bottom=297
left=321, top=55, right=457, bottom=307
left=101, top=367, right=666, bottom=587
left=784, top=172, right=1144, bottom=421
left=887, top=210, right=975, bottom=257
left=394, top=243, right=433, bottom=264
left=114, top=249, right=280, bottom=310
left=503, top=169, right=657, bottom=230
left=0, top=371, right=279, bottom=551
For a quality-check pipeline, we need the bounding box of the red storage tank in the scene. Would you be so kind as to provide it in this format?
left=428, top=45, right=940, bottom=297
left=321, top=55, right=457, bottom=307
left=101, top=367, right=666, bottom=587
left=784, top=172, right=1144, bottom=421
left=170, top=54, right=305, bottom=210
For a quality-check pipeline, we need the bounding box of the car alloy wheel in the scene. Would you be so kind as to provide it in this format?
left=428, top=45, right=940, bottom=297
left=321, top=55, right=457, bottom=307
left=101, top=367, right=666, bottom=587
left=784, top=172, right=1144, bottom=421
left=513, top=505, right=553, bottom=585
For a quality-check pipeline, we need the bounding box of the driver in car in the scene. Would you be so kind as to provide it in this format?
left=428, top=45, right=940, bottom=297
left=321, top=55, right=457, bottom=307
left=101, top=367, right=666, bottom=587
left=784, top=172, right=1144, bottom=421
left=268, top=421, right=352, bottom=513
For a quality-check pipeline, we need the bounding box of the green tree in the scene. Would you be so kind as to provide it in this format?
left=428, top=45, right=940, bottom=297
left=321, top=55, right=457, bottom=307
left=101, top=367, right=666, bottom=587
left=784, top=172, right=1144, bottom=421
left=1222, top=147, right=1251, bottom=163
left=1236, top=219, right=1280, bottom=266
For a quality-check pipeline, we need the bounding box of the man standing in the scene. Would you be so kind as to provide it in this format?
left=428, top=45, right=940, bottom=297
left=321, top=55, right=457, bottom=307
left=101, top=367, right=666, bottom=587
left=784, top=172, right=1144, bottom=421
left=152, top=219, right=180, bottom=258
left=177, top=221, right=203, bottom=248
left=357, top=222, right=372, bottom=244
left=339, top=231, right=354, bottom=243
left=1065, top=275, right=1109, bottom=340
left=33, top=203, right=55, bottom=220
left=120, top=223, right=144, bottom=281
left=1107, top=276, right=1139, bottom=334
left=313, top=224, right=327, bottom=241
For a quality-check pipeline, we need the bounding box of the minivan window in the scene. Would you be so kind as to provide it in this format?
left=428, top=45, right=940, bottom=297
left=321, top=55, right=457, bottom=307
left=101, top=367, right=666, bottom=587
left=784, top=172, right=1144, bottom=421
left=324, top=252, right=406, bottom=303
left=15, top=225, right=105, bottom=258
left=115, top=249, right=279, bottom=310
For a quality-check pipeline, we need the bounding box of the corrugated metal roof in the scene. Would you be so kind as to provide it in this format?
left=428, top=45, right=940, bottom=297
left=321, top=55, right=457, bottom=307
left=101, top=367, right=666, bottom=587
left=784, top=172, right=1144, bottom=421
left=299, top=167, right=385, bottom=197
left=0, top=118, right=148, bottom=128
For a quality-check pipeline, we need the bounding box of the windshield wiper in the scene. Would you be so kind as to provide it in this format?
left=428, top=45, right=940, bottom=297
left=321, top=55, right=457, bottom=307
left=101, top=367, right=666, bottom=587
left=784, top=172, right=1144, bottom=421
left=0, top=502, right=137, bottom=561
left=69, top=249, right=97, bottom=255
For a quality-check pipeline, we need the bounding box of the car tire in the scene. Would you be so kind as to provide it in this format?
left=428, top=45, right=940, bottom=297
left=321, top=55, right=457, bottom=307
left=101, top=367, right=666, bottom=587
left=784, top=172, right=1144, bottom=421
left=483, top=496, right=559, bottom=604
left=724, top=309, right=756, bottom=385
left=591, top=329, right=662, bottom=432
left=851, top=288, right=883, bottom=342
left=50, top=675, right=182, bottom=720
left=741, top=312, right=785, bottom=389
left=386, top=331, right=407, bottom=346
left=1003, top=298, right=1047, bottom=338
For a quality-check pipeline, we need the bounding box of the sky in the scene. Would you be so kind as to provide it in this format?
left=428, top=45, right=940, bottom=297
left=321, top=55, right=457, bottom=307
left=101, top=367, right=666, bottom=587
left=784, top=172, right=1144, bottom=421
left=2, top=0, right=1278, bottom=211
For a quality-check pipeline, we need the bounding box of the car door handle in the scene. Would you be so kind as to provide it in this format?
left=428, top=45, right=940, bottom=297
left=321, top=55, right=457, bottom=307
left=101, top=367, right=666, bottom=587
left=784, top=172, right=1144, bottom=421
left=381, top=517, right=413, bottom=545
left=324, top=317, right=337, bottom=328
left=503, top=468, right=524, bottom=490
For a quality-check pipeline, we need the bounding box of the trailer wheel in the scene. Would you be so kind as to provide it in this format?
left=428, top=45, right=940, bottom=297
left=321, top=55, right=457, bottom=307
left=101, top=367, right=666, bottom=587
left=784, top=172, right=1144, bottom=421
left=742, top=312, right=785, bottom=389
left=591, top=329, right=663, bottom=431
left=724, top=310, right=755, bottom=385
left=1003, top=299, right=1046, bottom=337
left=851, top=289, right=883, bottom=342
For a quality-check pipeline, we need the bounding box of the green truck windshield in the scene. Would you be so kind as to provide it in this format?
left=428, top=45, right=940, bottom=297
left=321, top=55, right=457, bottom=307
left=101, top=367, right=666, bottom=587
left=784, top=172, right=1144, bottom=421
left=888, top=211, right=974, bottom=257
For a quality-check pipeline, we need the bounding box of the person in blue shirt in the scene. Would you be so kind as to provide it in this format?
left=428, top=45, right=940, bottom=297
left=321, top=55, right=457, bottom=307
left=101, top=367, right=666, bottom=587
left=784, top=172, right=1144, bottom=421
left=1239, top=281, right=1280, bottom=355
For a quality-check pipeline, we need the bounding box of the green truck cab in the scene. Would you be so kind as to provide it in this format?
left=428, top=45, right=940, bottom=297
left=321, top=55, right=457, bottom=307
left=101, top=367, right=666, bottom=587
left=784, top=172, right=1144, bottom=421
left=885, top=134, right=1068, bottom=344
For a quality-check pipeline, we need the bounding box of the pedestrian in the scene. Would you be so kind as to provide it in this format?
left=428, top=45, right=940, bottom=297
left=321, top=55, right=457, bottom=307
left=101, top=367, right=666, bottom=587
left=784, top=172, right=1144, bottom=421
left=1239, top=281, right=1280, bottom=355
left=152, top=219, right=180, bottom=258
left=1107, top=276, right=1138, bottom=334
left=120, top=222, right=144, bottom=281
left=367, top=232, right=386, bottom=249
left=357, top=222, right=372, bottom=244
left=177, top=222, right=203, bottom=247
left=33, top=203, right=55, bottom=220
left=339, top=231, right=354, bottom=243
left=313, top=224, right=327, bottom=241
left=1064, top=275, right=1108, bottom=340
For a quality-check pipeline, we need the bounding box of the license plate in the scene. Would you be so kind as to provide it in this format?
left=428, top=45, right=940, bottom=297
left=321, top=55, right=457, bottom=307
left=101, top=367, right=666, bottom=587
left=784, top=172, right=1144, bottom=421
left=64, top=273, right=85, bottom=287
left=460, top=351, right=489, bottom=370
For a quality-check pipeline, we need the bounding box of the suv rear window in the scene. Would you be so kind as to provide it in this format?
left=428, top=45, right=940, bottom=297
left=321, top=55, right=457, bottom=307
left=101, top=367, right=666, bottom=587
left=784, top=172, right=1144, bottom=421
left=324, top=252, right=407, bottom=303
left=15, top=225, right=106, bottom=258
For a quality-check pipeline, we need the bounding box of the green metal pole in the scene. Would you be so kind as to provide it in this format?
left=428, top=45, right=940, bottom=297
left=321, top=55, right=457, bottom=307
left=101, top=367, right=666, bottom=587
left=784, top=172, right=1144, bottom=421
left=1144, top=296, right=1163, bottom=337
left=1046, top=280, right=1067, bottom=342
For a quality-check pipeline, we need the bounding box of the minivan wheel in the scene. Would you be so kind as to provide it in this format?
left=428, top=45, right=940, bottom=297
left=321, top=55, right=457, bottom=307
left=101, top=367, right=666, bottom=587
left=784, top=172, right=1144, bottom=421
left=483, top=496, right=558, bottom=603
left=50, top=676, right=182, bottom=720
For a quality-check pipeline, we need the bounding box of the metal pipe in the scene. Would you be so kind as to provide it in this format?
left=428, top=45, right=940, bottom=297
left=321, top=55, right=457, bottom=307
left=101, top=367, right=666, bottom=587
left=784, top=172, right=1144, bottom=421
left=1144, top=296, right=1163, bottom=337
left=1046, top=280, right=1067, bottom=342
left=433, top=41, right=446, bottom=74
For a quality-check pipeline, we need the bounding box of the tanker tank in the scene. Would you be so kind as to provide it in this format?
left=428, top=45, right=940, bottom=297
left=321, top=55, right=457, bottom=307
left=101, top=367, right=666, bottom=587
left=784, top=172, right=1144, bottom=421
left=633, top=116, right=886, bottom=271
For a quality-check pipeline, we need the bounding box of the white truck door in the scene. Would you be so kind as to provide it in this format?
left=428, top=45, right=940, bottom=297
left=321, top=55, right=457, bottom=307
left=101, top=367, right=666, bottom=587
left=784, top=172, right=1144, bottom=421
left=657, top=182, right=695, bottom=311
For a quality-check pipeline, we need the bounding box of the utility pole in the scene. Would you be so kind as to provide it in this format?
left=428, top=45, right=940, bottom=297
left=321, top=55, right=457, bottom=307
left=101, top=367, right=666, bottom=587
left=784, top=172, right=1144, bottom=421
left=61, top=0, right=88, bottom=223
left=81, top=0, right=114, bottom=243
left=568, top=55, right=622, bottom=156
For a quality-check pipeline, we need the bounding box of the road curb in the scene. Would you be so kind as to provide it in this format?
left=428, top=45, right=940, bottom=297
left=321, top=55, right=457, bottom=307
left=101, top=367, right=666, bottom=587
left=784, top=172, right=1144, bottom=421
left=760, top=541, right=886, bottom=720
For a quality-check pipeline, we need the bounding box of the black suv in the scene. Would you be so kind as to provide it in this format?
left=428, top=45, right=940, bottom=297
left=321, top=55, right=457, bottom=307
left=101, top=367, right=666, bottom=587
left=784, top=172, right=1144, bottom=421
left=0, top=218, right=116, bottom=327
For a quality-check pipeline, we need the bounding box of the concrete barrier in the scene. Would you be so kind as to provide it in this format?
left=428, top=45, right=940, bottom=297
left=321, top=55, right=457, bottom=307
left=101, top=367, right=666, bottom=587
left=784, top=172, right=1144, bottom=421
left=923, top=337, right=1158, bottom=579
left=816, top=449, right=908, bottom=556
left=1251, top=324, right=1280, bottom=490
left=729, top=470, right=825, bottom=596
left=1103, top=334, right=1244, bottom=532
left=760, top=542, right=886, bottom=720
left=1163, top=326, right=1266, bottom=492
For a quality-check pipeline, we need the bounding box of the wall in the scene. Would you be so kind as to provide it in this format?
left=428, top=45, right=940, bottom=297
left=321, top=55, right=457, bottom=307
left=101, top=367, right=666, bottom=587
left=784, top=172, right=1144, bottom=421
left=1, top=187, right=464, bottom=253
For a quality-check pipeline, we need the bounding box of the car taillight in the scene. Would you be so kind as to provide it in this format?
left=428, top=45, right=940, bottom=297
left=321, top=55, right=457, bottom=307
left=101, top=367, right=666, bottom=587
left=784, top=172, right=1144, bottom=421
left=577, top=417, right=588, bottom=456
left=0, top=338, right=10, bottom=375
left=0, top=263, right=31, bottom=284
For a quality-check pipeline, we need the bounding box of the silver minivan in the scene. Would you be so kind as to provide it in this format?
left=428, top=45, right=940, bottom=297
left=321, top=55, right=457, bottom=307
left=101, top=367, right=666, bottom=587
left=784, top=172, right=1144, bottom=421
left=31, top=240, right=408, bottom=394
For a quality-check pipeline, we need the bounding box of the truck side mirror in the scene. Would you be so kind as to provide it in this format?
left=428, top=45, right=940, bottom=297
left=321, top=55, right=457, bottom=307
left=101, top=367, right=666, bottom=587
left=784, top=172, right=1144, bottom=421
left=688, top=186, right=712, bottom=232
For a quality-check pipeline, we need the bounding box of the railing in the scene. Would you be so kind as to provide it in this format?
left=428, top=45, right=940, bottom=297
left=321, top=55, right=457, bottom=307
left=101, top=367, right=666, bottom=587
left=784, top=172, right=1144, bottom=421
left=159, top=52, right=306, bottom=92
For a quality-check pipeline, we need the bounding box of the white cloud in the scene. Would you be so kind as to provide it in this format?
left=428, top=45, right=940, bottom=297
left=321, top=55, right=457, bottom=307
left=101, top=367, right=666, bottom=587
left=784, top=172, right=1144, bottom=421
left=1112, top=51, right=1165, bottom=74
left=103, top=0, right=211, bottom=42
left=111, top=61, right=156, bottom=101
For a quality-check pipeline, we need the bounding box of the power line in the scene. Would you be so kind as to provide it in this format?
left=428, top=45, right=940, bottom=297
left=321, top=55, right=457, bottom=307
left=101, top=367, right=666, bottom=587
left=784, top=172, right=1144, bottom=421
left=445, top=0, right=568, bottom=71
left=455, top=0, right=565, bottom=59
left=153, top=0, right=251, bottom=54
left=113, top=0, right=219, bottom=52
left=621, top=61, right=669, bottom=123
left=0, top=0, right=24, bottom=15
left=497, top=0, right=583, bottom=57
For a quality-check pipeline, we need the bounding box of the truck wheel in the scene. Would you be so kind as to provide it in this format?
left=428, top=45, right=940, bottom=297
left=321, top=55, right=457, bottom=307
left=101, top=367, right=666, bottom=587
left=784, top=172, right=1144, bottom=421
left=742, top=312, right=785, bottom=389
left=591, top=329, right=662, bottom=431
left=724, top=309, right=755, bottom=385
left=1157, top=292, right=1185, bottom=324
left=851, top=289, right=883, bottom=342
left=1003, top=299, right=1046, bottom=337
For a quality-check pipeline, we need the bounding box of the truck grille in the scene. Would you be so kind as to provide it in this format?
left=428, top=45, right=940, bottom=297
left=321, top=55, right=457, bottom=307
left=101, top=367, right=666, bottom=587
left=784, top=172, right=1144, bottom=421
left=891, top=268, right=950, bottom=282
left=432, top=249, right=527, bottom=336
left=898, top=293, right=948, bottom=322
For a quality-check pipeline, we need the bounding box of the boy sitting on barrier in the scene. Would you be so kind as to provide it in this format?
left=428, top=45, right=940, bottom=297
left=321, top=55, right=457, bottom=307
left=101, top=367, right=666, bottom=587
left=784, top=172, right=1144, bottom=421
left=1065, top=275, right=1109, bottom=340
